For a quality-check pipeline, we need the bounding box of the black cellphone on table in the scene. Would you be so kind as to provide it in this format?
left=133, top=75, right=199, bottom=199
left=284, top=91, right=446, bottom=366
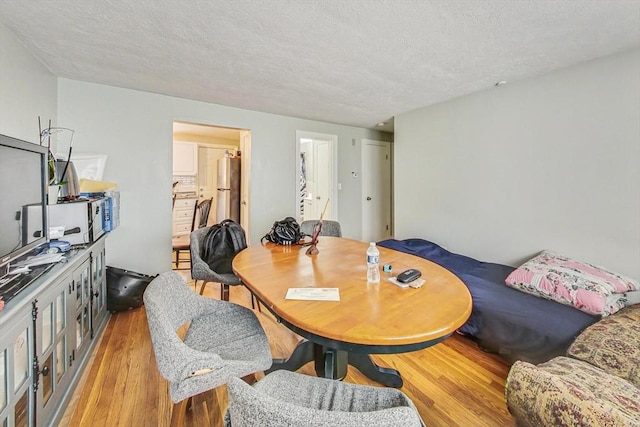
left=397, top=269, right=422, bottom=283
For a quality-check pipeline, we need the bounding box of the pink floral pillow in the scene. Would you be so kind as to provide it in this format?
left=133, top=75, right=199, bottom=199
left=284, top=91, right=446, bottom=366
left=505, top=251, right=639, bottom=317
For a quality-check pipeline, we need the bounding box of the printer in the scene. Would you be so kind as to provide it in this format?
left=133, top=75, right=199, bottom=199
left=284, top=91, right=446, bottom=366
left=23, top=198, right=106, bottom=246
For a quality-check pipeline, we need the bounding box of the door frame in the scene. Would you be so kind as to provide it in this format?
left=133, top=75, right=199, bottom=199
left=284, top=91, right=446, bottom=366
left=239, top=130, right=251, bottom=243
left=295, top=131, right=338, bottom=221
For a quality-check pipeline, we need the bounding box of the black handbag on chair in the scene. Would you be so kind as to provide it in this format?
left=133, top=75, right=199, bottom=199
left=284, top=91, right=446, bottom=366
left=201, top=219, right=248, bottom=274
left=261, top=217, right=306, bottom=245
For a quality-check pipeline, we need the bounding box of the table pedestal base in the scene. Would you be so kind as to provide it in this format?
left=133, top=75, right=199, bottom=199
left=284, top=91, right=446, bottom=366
left=266, top=340, right=403, bottom=388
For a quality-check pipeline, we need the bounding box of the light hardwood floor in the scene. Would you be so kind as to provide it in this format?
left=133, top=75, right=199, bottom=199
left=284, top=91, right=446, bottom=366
left=64, top=270, right=516, bottom=426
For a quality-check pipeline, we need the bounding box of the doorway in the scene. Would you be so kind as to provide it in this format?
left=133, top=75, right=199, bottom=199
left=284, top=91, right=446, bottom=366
left=172, top=122, right=251, bottom=238
left=296, top=131, right=338, bottom=222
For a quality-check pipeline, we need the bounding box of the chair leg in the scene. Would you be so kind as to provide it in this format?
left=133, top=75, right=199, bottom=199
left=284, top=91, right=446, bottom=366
left=221, top=284, right=230, bottom=301
left=251, top=294, right=262, bottom=312
left=175, top=249, right=181, bottom=269
left=170, top=397, right=190, bottom=427
left=199, top=280, right=208, bottom=295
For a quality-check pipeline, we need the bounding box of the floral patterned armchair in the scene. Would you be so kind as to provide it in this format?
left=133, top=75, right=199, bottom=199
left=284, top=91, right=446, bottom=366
left=505, top=304, right=640, bottom=427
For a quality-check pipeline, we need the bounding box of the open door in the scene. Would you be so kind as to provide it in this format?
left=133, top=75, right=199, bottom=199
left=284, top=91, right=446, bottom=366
left=296, top=131, right=338, bottom=222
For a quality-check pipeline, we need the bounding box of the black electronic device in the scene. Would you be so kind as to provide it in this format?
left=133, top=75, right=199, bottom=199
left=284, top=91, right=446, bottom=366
left=397, top=269, right=422, bottom=283
left=0, top=134, right=48, bottom=268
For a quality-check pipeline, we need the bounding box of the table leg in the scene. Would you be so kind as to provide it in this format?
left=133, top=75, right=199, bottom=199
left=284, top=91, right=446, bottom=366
left=314, top=348, right=348, bottom=380
left=348, top=353, right=403, bottom=388
left=266, top=339, right=315, bottom=373
left=267, top=341, right=403, bottom=388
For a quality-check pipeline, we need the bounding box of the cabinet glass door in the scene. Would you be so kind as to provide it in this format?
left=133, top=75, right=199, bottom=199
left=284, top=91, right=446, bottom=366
left=12, top=330, right=28, bottom=396
left=35, top=275, right=73, bottom=426
left=39, top=300, right=54, bottom=406
left=0, top=306, right=33, bottom=427
left=41, top=303, right=53, bottom=359
left=75, top=262, right=90, bottom=310
left=0, top=349, right=6, bottom=412
left=72, top=259, right=92, bottom=362
left=91, top=240, right=107, bottom=331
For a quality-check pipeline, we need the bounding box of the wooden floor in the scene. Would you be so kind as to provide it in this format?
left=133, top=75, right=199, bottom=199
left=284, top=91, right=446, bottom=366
left=63, top=269, right=516, bottom=426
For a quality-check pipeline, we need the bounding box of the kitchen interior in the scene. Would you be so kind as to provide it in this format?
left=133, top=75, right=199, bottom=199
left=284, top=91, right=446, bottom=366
left=172, top=122, right=248, bottom=244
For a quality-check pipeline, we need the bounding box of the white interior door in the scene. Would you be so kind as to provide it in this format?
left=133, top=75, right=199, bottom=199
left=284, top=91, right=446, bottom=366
left=314, top=141, right=331, bottom=219
left=362, top=140, right=392, bottom=242
left=296, top=131, right=338, bottom=222
left=198, top=146, right=232, bottom=226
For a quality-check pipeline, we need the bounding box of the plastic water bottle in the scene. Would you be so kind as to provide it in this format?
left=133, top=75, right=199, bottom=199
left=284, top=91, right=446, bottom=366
left=366, top=242, right=380, bottom=284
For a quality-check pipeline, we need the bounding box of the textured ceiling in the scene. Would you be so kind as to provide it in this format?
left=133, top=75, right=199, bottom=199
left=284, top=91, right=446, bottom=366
left=1, top=0, right=639, bottom=132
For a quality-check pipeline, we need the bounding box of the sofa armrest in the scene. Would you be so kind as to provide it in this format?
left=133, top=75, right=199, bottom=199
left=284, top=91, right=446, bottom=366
left=505, top=357, right=640, bottom=427
left=567, top=304, right=640, bottom=388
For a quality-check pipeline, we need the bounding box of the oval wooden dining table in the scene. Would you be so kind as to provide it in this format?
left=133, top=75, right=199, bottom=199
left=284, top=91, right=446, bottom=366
left=232, top=237, right=472, bottom=387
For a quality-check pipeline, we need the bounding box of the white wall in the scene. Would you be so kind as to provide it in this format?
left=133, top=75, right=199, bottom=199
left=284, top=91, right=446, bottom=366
left=57, top=79, right=390, bottom=275
left=0, top=23, right=57, bottom=143
left=395, top=49, right=640, bottom=279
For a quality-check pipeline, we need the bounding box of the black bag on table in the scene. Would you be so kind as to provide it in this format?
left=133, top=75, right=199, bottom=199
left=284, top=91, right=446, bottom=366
left=106, top=266, right=157, bottom=312
left=261, top=216, right=306, bottom=245
left=202, top=219, right=248, bottom=274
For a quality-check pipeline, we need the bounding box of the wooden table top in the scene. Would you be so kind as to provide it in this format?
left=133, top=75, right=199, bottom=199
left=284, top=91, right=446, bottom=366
left=233, top=237, right=472, bottom=349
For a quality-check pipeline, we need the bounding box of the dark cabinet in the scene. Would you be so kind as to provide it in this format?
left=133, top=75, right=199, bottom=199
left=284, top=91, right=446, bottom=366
left=0, top=237, right=109, bottom=427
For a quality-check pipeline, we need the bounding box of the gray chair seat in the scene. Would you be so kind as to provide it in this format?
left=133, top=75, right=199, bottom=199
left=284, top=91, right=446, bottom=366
left=144, top=271, right=272, bottom=424
left=225, top=370, right=425, bottom=426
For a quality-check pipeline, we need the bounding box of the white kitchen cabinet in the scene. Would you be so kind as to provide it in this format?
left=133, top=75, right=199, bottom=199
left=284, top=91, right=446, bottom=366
left=172, top=141, right=198, bottom=176
left=172, top=198, right=197, bottom=236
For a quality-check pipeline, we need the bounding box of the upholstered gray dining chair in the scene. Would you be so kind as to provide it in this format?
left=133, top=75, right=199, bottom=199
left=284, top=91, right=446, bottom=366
left=300, top=219, right=343, bottom=238
left=225, top=370, right=425, bottom=427
left=144, top=271, right=272, bottom=426
left=190, top=226, right=244, bottom=301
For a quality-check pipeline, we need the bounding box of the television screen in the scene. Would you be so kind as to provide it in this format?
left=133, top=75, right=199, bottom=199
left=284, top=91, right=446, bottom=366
left=0, top=134, right=48, bottom=268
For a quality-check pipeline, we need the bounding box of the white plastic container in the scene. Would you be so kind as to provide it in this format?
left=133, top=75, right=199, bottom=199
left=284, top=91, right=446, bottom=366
left=366, top=242, right=380, bottom=284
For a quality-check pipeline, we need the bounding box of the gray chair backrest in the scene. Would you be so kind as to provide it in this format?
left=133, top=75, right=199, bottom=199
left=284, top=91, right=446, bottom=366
left=189, top=226, right=243, bottom=293
left=300, top=220, right=342, bottom=237
left=144, top=271, right=271, bottom=404
left=226, top=373, right=424, bottom=426
left=190, top=227, right=212, bottom=276
left=143, top=271, right=221, bottom=382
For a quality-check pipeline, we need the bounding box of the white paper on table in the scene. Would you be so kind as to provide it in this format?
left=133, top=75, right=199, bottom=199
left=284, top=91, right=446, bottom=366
left=388, top=277, right=425, bottom=289
left=285, top=288, right=340, bottom=301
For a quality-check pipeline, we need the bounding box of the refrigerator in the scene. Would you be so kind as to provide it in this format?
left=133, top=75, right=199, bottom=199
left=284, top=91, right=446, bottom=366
left=216, top=157, right=241, bottom=223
